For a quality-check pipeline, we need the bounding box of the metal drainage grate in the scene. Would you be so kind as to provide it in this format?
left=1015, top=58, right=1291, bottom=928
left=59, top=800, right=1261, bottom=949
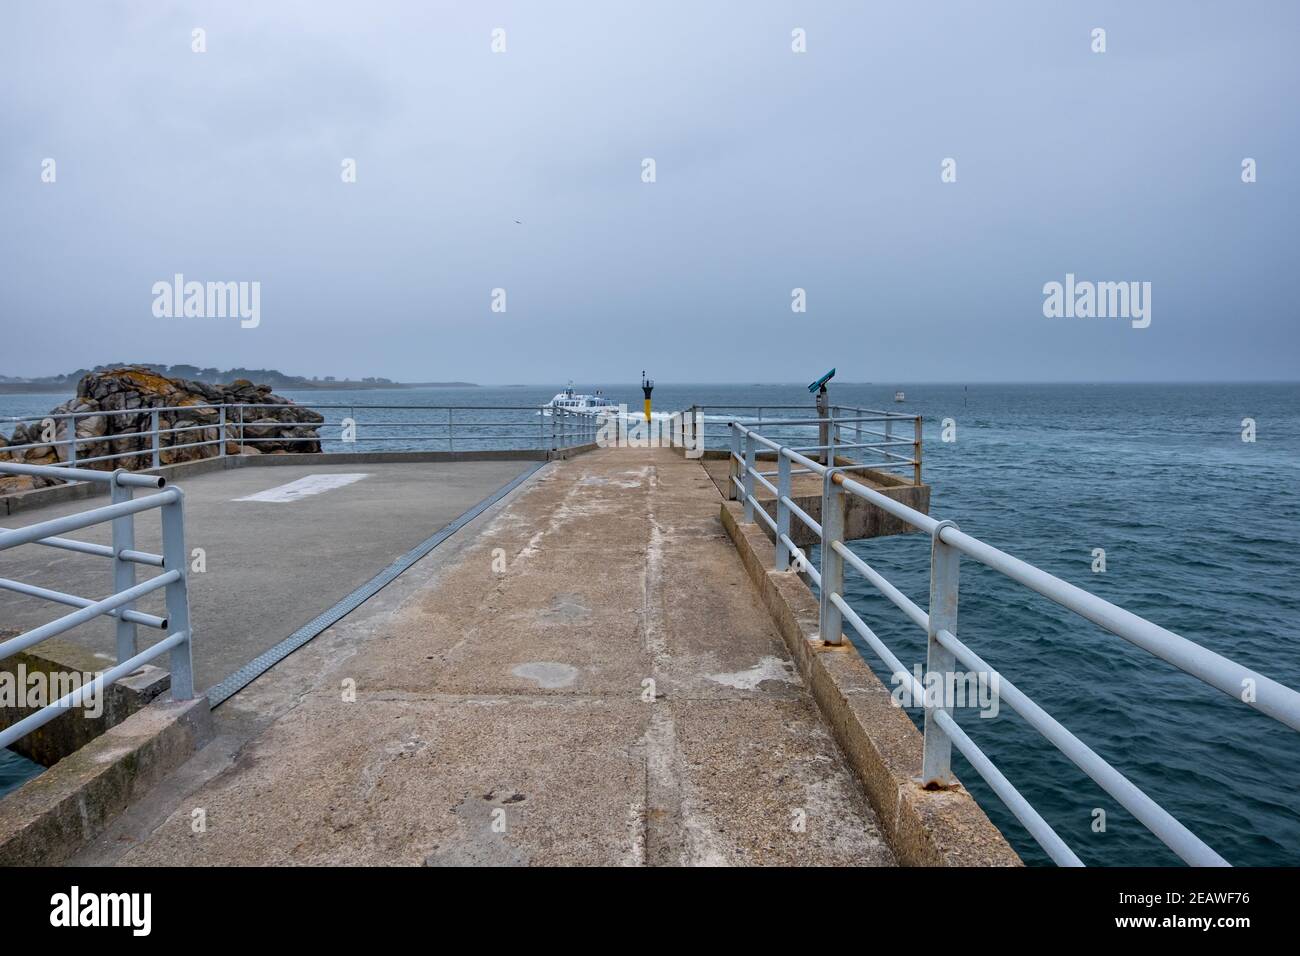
left=205, top=462, right=546, bottom=707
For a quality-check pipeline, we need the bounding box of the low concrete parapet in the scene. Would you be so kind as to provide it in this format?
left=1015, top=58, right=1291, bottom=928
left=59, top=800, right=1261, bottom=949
left=720, top=499, right=1020, bottom=866
left=757, top=468, right=931, bottom=548
left=1, top=637, right=171, bottom=767
left=704, top=454, right=930, bottom=545
left=0, top=694, right=213, bottom=866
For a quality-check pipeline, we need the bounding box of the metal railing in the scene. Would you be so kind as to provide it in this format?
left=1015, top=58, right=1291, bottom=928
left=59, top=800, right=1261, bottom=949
left=685, top=404, right=922, bottom=483
left=225, top=403, right=601, bottom=453
left=0, top=462, right=196, bottom=750
left=0, top=403, right=603, bottom=478
left=728, top=417, right=1300, bottom=867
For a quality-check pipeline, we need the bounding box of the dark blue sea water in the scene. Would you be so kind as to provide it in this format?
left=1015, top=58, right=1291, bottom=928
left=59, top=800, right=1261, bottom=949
left=0, top=750, right=41, bottom=799
left=3, top=382, right=1298, bottom=866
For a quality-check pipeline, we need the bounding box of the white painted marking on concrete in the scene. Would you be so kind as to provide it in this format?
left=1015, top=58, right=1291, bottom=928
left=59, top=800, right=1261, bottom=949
left=234, top=473, right=370, bottom=503
left=707, top=656, right=801, bottom=690
left=511, top=662, right=579, bottom=689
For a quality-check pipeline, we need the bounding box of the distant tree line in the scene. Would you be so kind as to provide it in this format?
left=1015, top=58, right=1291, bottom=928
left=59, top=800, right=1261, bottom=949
left=0, top=364, right=396, bottom=387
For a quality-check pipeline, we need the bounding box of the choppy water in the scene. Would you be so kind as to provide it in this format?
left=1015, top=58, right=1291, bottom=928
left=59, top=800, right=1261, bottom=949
left=0, top=749, right=41, bottom=799
left=3, top=382, right=1297, bottom=866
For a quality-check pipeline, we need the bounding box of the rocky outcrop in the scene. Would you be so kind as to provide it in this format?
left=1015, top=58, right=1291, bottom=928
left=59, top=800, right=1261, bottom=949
left=0, top=366, right=323, bottom=494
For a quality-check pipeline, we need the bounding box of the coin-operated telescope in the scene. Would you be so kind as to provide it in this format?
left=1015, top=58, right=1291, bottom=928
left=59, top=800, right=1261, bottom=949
left=808, top=368, right=835, bottom=464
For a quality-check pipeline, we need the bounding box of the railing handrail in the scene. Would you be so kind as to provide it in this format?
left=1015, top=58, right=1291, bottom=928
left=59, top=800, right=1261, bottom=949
left=0, top=461, right=196, bottom=753
left=727, top=417, right=1300, bottom=867
left=695, top=402, right=917, bottom=418
left=1, top=403, right=228, bottom=423
left=0, top=403, right=609, bottom=475
left=0, top=461, right=164, bottom=488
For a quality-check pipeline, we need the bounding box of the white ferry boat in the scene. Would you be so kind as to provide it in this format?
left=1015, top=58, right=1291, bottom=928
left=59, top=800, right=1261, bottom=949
left=543, top=384, right=618, bottom=415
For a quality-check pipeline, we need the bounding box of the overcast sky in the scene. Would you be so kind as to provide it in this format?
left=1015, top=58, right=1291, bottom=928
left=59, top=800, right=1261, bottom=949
left=2, top=1, right=1297, bottom=384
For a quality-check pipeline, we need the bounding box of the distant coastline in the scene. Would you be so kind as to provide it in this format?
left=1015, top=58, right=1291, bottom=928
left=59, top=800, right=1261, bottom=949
left=0, top=381, right=477, bottom=394
left=0, top=364, right=477, bottom=394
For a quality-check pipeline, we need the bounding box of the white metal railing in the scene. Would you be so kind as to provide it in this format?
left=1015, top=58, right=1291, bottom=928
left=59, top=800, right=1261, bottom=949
left=686, top=403, right=922, bottom=484
left=225, top=403, right=601, bottom=453
left=0, top=403, right=603, bottom=478
left=0, top=463, right=196, bottom=750
left=728, top=417, right=1300, bottom=867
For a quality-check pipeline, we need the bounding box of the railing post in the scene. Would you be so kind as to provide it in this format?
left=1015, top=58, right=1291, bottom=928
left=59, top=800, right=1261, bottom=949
left=776, top=452, right=791, bottom=571
left=816, top=390, right=830, bottom=464
left=150, top=409, right=161, bottom=469
left=448, top=407, right=454, bottom=453
left=110, top=471, right=137, bottom=662
left=727, top=425, right=740, bottom=500
left=742, top=433, right=756, bottom=522
left=828, top=406, right=838, bottom=465
left=914, top=415, right=923, bottom=485
left=922, top=520, right=960, bottom=787
left=160, top=490, right=195, bottom=701
left=818, top=472, right=846, bottom=645
left=218, top=405, right=227, bottom=456
left=67, top=415, right=77, bottom=467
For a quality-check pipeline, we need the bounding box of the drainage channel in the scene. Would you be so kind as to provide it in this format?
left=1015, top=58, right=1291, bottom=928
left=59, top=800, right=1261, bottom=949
left=205, top=461, right=546, bottom=707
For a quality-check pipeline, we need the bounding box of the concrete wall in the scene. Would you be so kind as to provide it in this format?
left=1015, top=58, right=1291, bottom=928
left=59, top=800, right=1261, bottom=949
left=0, top=695, right=212, bottom=865
left=758, top=481, right=932, bottom=548
left=1, top=635, right=170, bottom=767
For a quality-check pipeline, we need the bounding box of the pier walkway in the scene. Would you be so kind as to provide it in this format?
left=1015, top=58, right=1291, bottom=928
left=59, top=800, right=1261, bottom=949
left=76, top=447, right=896, bottom=865
left=0, top=460, right=539, bottom=692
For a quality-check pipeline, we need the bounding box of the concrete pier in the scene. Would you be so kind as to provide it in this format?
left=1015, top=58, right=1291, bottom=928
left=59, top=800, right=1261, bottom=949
left=0, top=460, right=537, bottom=692
left=68, top=448, right=907, bottom=865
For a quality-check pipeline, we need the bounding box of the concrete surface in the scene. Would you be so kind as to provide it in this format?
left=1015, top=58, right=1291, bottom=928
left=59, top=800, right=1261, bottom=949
left=73, top=447, right=896, bottom=866
left=0, top=460, right=536, bottom=692
left=720, top=500, right=1021, bottom=866
left=0, top=449, right=557, bottom=517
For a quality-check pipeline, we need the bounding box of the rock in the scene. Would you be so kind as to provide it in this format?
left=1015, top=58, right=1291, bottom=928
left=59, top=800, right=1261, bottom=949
left=0, top=365, right=323, bottom=491
left=0, top=476, right=38, bottom=494
left=0, top=473, right=59, bottom=494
